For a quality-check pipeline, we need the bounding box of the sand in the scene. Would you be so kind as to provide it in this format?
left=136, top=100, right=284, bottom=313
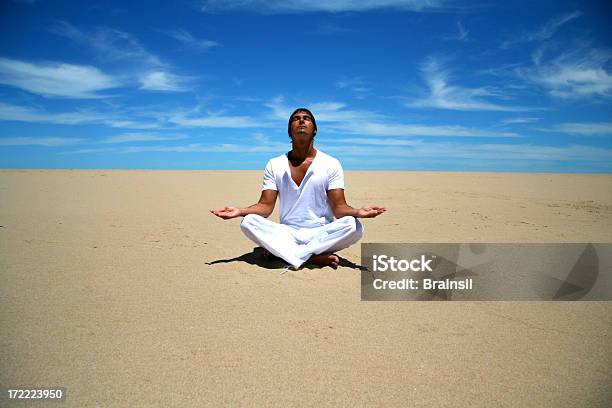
left=1, top=170, right=611, bottom=407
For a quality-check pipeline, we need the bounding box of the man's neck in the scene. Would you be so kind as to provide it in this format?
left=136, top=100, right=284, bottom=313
left=289, top=142, right=316, bottom=165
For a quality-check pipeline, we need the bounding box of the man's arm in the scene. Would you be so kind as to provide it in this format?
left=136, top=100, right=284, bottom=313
left=211, top=189, right=278, bottom=220
left=327, top=189, right=386, bottom=219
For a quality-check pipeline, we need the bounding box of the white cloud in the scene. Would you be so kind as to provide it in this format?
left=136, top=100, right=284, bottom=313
left=455, top=21, right=468, bottom=41
left=139, top=71, right=190, bottom=92
left=502, top=11, right=582, bottom=49
left=265, top=96, right=383, bottom=122
left=103, top=120, right=161, bottom=129
left=517, top=47, right=612, bottom=99
left=311, top=102, right=383, bottom=122
left=0, top=101, right=262, bottom=130
left=0, top=102, right=160, bottom=129
left=500, top=117, right=540, bottom=125
left=320, top=137, right=423, bottom=146
left=321, top=141, right=612, bottom=162
left=549, top=122, right=612, bottom=136
left=51, top=22, right=193, bottom=92
left=252, top=132, right=269, bottom=143
left=0, top=137, right=84, bottom=146
left=308, top=24, right=353, bottom=36
left=102, top=139, right=610, bottom=164
left=264, top=96, right=293, bottom=120
left=266, top=95, right=518, bottom=138
left=0, top=102, right=108, bottom=124
left=166, top=29, right=220, bottom=51
left=67, top=141, right=288, bottom=154
left=51, top=21, right=162, bottom=66
left=441, top=21, right=468, bottom=42
left=199, top=0, right=450, bottom=13
left=0, top=57, right=119, bottom=98
left=61, top=147, right=117, bottom=154
left=100, top=133, right=188, bottom=143
left=335, top=77, right=371, bottom=99
left=408, top=57, right=532, bottom=111
left=334, top=122, right=518, bottom=138
left=168, top=111, right=256, bottom=128
left=0, top=98, right=267, bottom=131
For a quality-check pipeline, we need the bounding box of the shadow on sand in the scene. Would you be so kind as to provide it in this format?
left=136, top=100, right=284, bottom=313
left=206, top=247, right=368, bottom=271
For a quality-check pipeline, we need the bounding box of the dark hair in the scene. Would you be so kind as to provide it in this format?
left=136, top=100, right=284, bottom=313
left=288, top=108, right=317, bottom=138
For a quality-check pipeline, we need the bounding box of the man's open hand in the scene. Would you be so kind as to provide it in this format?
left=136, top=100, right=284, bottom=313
left=356, top=205, right=386, bottom=218
left=210, top=206, right=242, bottom=220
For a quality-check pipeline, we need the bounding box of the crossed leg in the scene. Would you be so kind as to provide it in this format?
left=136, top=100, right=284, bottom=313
left=241, top=214, right=363, bottom=269
left=240, top=215, right=304, bottom=268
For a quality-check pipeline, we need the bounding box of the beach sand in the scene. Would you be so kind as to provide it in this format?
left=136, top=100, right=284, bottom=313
left=1, top=170, right=611, bottom=407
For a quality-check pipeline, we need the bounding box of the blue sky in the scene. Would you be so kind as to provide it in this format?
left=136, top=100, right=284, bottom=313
left=0, top=0, right=611, bottom=172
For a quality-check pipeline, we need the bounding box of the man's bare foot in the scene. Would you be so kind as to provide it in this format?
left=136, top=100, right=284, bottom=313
left=308, top=254, right=340, bottom=269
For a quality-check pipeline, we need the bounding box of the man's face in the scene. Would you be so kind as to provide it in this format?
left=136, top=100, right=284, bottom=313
left=289, top=111, right=316, bottom=141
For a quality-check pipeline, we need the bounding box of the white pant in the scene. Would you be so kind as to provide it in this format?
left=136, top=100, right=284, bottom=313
left=240, top=215, right=364, bottom=269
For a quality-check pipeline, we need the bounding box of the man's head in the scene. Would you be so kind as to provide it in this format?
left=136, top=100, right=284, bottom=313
left=288, top=108, right=317, bottom=142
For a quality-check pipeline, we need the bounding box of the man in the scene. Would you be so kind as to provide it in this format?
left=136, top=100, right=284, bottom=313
left=211, top=108, right=386, bottom=269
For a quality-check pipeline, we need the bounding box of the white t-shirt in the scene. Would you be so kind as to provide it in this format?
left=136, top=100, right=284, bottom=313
left=261, top=150, right=345, bottom=229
